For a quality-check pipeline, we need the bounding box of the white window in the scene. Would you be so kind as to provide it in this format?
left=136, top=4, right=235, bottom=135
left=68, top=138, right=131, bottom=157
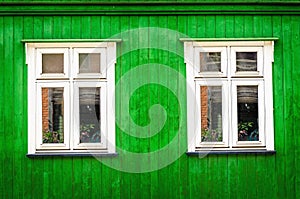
left=184, top=41, right=275, bottom=152
left=26, top=42, right=117, bottom=155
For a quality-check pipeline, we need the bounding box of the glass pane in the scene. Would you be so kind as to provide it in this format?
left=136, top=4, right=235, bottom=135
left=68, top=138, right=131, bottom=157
left=79, top=53, right=101, bottom=73
left=200, top=86, right=222, bottom=142
left=200, top=52, right=221, bottom=72
left=236, top=52, right=257, bottom=72
left=42, top=88, right=64, bottom=143
left=79, top=87, right=101, bottom=143
left=237, top=86, right=259, bottom=141
left=42, top=54, right=64, bottom=73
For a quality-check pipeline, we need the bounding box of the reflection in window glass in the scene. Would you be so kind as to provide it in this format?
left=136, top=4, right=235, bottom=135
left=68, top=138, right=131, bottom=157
left=79, top=53, right=101, bottom=73
left=237, top=86, right=259, bottom=141
left=200, top=86, right=222, bottom=142
left=236, top=52, right=257, bottom=72
left=200, top=52, right=221, bottom=72
left=42, top=88, right=64, bottom=143
left=79, top=87, right=101, bottom=143
left=42, top=54, right=64, bottom=73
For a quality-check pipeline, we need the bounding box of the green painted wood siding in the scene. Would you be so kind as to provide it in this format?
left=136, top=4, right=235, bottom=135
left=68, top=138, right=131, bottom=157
left=0, top=11, right=300, bottom=199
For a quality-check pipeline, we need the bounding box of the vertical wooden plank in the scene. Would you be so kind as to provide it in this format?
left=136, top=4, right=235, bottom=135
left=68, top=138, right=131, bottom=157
left=205, top=15, right=216, bottom=38
left=110, top=15, right=121, bottom=199
left=148, top=15, right=160, bottom=199
left=177, top=15, right=189, bottom=199
left=158, top=14, right=170, bottom=197
left=0, top=16, right=4, bottom=199
left=81, top=16, right=91, bottom=39
left=292, top=16, right=300, bottom=199
left=71, top=16, right=81, bottom=39
left=73, top=157, right=83, bottom=199
left=215, top=15, right=225, bottom=38
left=23, top=16, right=33, bottom=199
left=272, top=15, right=285, bottom=199
left=3, top=16, right=14, bottom=199
left=82, top=157, right=92, bottom=199
left=167, top=15, right=179, bottom=199
left=90, top=16, right=101, bottom=39
left=128, top=15, right=141, bottom=198
left=43, top=16, right=53, bottom=38
left=53, top=17, right=62, bottom=38
left=12, top=16, right=25, bottom=199
left=138, top=15, right=151, bottom=199
left=244, top=16, right=253, bottom=37
left=90, top=160, right=101, bottom=199
left=234, top=15, right=244, bottom=37
left=225, top=15, right=234, bottom=38
left=253, top=16, right=263, bottom=37
left=118, top=15, right=131, bottom=199
left=282, top=15, right=295, bottom=199
left=100, top=16, right=111, bottom=39
left=62, top=16, right=71, bottom=39
left=227, top=155, right=238, bottom=199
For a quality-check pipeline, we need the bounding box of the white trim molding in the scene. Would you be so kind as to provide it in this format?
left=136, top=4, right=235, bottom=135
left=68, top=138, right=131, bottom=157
left=184, top=40, right=275, bottom=152
left=26, top=42, right=117, bottom=155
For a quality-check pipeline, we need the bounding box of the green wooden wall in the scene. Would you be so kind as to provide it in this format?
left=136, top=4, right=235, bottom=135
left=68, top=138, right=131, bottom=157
left=0, top=2, right=300, bottom=199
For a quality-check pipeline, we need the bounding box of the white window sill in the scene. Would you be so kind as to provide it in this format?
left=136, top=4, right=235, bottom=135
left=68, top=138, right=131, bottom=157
left=186, top=150, right=276, bottom=156
left=26, top=152, right=118, bottom=158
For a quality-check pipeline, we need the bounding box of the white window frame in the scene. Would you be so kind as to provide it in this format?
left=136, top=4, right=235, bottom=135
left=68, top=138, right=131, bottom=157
left=231, top=46, right=263, bottom=77
left=194, top=47, right=227, bottom=77
left=73, top=47, right=107, bottom=79
left=26, top=42, right=117, bottom=155
left=195, top=79, right=229, bottom=148
left=231, top=79, right=265, bottom=147
left=36, top=48, right=69, bottom=79
left=36, top=82, right=70, bottom=150
left=184, top=40, right=275, bottom=152
left=73, top=81, right=107, bottom=150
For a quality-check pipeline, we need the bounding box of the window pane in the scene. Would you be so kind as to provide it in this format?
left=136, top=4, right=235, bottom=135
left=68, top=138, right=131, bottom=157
left=42, top=54, right=64, bottom=73
left=200, top=52, right=221, bottom=72
left=79, top=87, right=101, bottom=143
left=42, top=88, right=64, bottom=143
left=200, top=86, right=222, bottom=142
left=79, top=53, right=101, bottom=73
left=237, top=86, right=259, bottom=141
left=236, top=52, right=257, bottom=72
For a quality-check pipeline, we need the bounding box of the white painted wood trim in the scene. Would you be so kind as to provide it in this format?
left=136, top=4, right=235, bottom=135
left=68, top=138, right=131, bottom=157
left=36, top=48, right=69, bottom=79
left=26, top=42, right=117, bottom=154
left=73, top=47, right=107, bottom=79
left=230, top=46, right=263, bottom=77
left=195, top=80, right=229, bottom=148
left=184, top=40, right=275, bottom=151
left=73, top=81, right=107, bottom=150
left=193, top=47, right=227, bottom=77
left=35, top=82, right=70, bottom=150
left=231, top=79, right=265, bottom=147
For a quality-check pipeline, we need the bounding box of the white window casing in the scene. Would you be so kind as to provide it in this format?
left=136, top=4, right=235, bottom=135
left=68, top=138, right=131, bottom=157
left=73, top=81, right=107, bottom=150
left=36, top=48, right=69, bottom=79
left=195, top=79, right=229, bottom=148
left=73, top=47, right=107, bottom=79
left=184, top=40, right=275, bottom=152
left=26, top=42, right=117, bottom=155
left=193, top=47, right=227, bottom=77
